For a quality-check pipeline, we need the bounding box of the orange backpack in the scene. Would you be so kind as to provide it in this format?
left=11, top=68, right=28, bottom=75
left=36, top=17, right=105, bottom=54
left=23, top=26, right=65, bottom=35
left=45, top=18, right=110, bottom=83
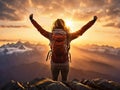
left=46, top=29, right=71, bottom=63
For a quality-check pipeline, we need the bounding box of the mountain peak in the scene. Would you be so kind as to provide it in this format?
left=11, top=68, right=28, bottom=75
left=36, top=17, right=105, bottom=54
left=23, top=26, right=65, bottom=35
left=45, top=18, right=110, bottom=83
left=18, top=45, right=26, bottom=49
left=15, top=41, right=23, bottom=46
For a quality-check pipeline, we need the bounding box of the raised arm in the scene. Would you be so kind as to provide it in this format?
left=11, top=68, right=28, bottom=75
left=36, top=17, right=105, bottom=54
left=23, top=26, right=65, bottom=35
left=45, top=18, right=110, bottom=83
left=70, top=16, right=97, bottom=40
left=29, top=14, right=51, bottom=39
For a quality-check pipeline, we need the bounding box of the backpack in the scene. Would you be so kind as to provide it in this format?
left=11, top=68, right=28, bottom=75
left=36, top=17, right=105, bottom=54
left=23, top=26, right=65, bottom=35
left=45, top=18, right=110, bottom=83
left=46, top=29, right=71, bottom=63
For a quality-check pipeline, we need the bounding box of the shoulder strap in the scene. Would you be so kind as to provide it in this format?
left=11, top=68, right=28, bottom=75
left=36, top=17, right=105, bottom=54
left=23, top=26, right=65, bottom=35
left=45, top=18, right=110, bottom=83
left=66, top=33, right=71, bottom=62
left=66, top=33, right=70, bottom=51
left=46, top=50, right=52, bottom=61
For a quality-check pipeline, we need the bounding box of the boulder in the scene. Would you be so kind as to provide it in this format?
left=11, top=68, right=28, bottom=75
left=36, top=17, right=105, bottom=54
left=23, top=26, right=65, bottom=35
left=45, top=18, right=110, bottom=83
left=92, top=78, right=120, bottom=90
left=83, top=78, right=120, bottom=90
left=1, top=80, right=24, bottom=90
left=30, top=78, right=55, bottom=89
left=68, top=80, right=92, bottom=90
left=46, top=81, right=70, bottom=90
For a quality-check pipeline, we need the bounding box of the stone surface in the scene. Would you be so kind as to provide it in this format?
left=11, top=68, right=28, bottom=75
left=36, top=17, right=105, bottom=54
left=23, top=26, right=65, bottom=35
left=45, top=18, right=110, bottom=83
left=1, top=78, right=120, bottom=90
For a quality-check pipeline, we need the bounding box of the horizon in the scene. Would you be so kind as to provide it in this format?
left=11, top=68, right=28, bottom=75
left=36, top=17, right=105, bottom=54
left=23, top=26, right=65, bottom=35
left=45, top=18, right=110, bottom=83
left=0, top=0, right=120, bottom=48
left=0, top=40, right=120, bottom=48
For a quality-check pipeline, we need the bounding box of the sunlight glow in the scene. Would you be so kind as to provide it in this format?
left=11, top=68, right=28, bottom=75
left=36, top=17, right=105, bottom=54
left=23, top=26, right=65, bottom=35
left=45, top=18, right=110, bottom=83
left=65, top=19, right=73, bottom=28
left=65, top=19, right=75, bottom=32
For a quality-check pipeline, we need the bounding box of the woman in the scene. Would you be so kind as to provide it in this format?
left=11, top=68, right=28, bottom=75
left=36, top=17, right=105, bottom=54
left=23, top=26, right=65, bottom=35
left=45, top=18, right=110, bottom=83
left=29, top=14, right=97, bottom=81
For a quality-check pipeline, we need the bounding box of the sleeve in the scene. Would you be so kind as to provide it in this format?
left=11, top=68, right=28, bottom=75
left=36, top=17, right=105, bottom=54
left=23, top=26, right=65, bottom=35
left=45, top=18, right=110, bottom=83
left=70, top=19, right=97, bottom=40
left=30, top=19, right=51, bottom=40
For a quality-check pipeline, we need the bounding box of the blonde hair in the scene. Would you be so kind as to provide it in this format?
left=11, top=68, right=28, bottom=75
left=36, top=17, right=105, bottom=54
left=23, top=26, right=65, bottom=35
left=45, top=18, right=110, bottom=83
left=52, top=19, right=70, bottom=33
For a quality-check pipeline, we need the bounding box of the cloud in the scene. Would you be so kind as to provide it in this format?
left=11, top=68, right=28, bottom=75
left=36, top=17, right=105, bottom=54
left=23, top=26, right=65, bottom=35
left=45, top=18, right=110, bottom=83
left=84, top=44, right=120, bottom=56
left=30, top=0, right=97, bottom=20
left=103, top=22, right=120, bottom=28
left=31, top=0, right=52, bottom=6
left=0, top=25, right=29, bottom=28
left=0, top=0, right=119, bottom=28
left=0, top=39, right=17, bottom=42
left=0, top=0, right=29, bottom=21
left=78, top=0, right=120, bottom=28
left=30, top=0, right=66, bottom=17
left=107, top=0, right=120, bottom=16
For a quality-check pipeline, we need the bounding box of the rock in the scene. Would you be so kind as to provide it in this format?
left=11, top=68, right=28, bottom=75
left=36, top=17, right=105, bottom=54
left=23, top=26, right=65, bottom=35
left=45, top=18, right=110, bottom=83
left=26, top=86, right=38, bottom=90
left=83, top=78, right=120, bottom=90
left=81, top=79, right=98, bottom=89
left=29, top=77, right=48, bottom=85
left=68, top=81, right=92, bottom=90
left=1, top=80, right=24, bottom=90
left=30, top=78, right=55, bottom=89
left=1, top=78, right=120, bottom=90
left=92, top=78, right=120, bottom=90
left=46, top=81, right=70, bottom=90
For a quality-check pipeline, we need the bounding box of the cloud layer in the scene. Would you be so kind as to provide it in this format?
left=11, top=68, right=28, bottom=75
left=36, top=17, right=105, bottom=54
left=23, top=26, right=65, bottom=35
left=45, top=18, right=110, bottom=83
left=0, top=25, right=29, bottom=28
left=0, top=0, right=29, bottom=20
left=0, top=0, right=120, bottom=28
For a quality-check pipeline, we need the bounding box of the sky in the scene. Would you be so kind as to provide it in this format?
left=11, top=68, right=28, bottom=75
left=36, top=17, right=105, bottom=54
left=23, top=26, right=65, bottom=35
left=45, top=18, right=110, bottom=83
left=0, top=0, right=120, bottom=47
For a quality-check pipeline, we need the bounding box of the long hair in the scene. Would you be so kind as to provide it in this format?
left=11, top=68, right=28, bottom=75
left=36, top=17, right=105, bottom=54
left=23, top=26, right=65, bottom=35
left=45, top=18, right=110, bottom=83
left=52, top=19, right=70, bottom=33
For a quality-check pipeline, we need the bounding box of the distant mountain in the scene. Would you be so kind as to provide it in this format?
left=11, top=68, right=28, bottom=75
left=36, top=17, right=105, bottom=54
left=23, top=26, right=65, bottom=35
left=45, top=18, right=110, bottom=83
left=80, top=44, right=120, bottom=56
left=0, top=41, right=29, bottom=55
left=0, top=41, right=47, bottom=69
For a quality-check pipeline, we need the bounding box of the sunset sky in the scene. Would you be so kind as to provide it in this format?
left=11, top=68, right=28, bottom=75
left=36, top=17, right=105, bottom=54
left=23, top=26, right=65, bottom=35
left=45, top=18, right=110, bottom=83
left=0, top=0, right=120, bottom=47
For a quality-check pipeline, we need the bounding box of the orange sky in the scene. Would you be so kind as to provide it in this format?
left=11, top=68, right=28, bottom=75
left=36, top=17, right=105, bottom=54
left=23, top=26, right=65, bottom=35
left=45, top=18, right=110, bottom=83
left=0, top=0, right=120, bottom=47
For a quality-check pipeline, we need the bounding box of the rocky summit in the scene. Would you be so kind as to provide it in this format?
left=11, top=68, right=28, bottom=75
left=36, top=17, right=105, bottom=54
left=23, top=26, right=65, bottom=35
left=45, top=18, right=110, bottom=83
left=1, top=78, right=120, bottom=90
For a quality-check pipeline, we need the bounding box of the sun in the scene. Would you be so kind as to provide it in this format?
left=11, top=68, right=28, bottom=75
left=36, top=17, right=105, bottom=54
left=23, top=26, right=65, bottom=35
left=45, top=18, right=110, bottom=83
left=65, top=19, right=75, bottom=32
left=65, top=20, right=73, bottom=28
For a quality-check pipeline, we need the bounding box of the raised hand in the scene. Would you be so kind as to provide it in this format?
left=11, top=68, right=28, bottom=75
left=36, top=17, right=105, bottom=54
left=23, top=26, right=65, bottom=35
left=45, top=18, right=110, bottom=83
left=29, top=14, right=33, bottom=20
left=93, top=16, right=97, bottom=21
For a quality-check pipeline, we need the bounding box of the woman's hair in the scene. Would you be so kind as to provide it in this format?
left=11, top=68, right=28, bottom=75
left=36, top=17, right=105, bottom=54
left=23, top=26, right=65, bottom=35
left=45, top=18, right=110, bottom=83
left=52, top=19, right=70, bottom=33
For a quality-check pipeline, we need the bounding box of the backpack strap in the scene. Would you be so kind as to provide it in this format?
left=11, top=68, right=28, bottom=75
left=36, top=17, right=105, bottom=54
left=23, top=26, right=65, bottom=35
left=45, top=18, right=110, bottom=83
left=46, top=50, right=52, bottom=61
left=66, top=33, right=71, bottom=62
left=69, top=52, right=71, bottom=62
